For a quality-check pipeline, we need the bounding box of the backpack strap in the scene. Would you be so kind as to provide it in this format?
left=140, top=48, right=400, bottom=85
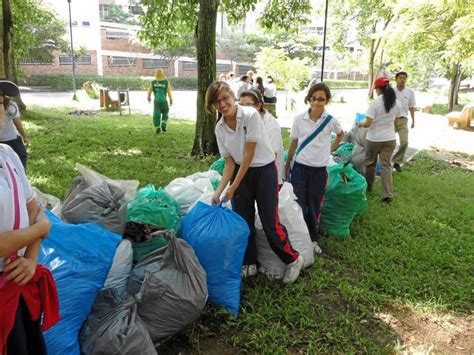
left=295, top=114, right=333, bottom=157
left=5, top=161, right=21, bottom=230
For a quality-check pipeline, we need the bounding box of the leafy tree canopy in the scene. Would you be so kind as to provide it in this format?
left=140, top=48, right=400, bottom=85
left=5, top=0, right=68, bottom=66
left=139, top=0, right=312, bottom=50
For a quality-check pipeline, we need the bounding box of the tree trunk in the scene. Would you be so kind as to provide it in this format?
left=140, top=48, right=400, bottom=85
left=191, top=0, right=219, bottom=156
left=454, top=66, right=463, bottom=105
left=448, top=62, right=461, bottom=112
left=2, top=0, right=25, bottom=111
left=2, top=0, right=15, bottom=81
left=367, top=39, right=375, bottom=99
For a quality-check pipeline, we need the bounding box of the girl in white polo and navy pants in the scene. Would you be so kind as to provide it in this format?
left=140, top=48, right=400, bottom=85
left=286, top=83, right=344, bottom=249
left=206, top=81, right=304, bottom=284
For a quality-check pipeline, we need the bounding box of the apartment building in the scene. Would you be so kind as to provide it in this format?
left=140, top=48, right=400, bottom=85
left=19, top=0, right=254, bottom=78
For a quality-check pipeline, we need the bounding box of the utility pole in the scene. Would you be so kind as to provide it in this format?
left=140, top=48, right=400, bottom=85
left=67, top=0, right=78, bottom=100
left=320, top=0, right=329, bottom=82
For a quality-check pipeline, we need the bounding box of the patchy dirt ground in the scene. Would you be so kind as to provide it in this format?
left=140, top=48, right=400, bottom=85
left=376, top=303, right=473, bottom=354
left=428, top=149, right=474, bottom=171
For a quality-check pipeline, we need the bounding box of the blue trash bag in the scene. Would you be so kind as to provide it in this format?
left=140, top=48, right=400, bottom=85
left=39, top=210, right=121, bottom=355
left=180, top=201, right=249, bottom=316
left=355, top=112, right=365, bottom=123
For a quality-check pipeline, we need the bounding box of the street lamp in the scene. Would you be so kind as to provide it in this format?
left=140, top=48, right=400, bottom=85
left=67, top=0, right=78, bottom=101
left=320, top=0, right=329, bottom=82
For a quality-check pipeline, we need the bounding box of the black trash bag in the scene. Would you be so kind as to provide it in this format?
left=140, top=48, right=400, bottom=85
left=128, top=233, right=208, bottom=341
left=62, top=180, right=127, bottom=234
left=80, top=290, right=156, bottom=355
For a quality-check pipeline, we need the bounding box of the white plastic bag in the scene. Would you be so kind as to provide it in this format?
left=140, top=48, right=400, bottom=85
left=33, top=187, right=62, bottom=216
left=256, top=182, right=314, bottom=279
left=186, top=170, right=221, bottom=182
left=165, top=176, right=214, bottom=216
left=76, top=163, right=139, bottom=201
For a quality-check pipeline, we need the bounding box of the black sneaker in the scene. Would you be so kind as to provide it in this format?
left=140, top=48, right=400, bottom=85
left=382, top=197, right=393, bottom=203
left=155, top=127, right=161, bottom=134
left=161, top=125, right=167, bottom=132
left=393, top=163, right=402, bottom=172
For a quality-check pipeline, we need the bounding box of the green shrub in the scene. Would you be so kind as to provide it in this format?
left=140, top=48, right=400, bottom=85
left=22, top=74, right=198, bottom=91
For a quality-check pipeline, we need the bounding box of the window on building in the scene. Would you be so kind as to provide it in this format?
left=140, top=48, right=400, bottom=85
left=182, top=61, right=197, bottom=71
left=82, top=21, right=91, bottom=27
left=108, top=56, right=136, bottom=67
left=59, top=55, right=92, bottom=65
left=143, top=59, right=168, bottom=69
left=106, top=30, right=130, bottom=40
left=99, top=5, right=109, bottom=20
left=238, top=65, right=253, bottom=74
left=19, top=58, right=54, bottom=65
left=217, top=63, right=231, bottom=72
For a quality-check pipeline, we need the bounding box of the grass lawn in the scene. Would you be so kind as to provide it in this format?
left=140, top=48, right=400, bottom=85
left=23, top=107, right=473, bottom=354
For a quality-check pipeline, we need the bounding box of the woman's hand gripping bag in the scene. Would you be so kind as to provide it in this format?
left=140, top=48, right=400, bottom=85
left=180, top=201, right=249, bottom=316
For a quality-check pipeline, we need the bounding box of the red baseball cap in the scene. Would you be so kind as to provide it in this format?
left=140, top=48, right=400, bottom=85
left=373, top=77, right=390, bottom=89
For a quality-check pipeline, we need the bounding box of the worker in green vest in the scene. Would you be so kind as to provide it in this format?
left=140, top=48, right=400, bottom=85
left=147, top=68, right=173, bottom=134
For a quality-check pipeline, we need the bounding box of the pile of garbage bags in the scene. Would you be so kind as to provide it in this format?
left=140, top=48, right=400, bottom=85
left=32, top=132, right=370, bottom=354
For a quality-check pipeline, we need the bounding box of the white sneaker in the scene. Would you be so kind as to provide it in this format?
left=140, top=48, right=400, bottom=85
left=312, top=241, right=322, bottom=254
left=241, top=264, right=257, bottom=278
left=283, top=255, right=304, bottom=284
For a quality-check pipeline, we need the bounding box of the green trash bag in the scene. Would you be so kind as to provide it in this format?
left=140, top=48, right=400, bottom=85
left=132, top=233, right=169, bottom=263
left=320, top=162, right=368, bottom=238
left=210, top=157, right=225, bottom=175
left=335, top=142, right=355, bottom=159
left=126, top=185, right=180, bottom=232
left=210, top=177, right=221, bottom=191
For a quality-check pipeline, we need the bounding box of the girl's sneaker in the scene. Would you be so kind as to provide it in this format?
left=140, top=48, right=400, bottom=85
left=283, top=255, right=304, bottom=284
left=241, top=264, right=257, bottom=278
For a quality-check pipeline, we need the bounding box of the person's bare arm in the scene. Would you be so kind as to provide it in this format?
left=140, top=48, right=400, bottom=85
left=212, top=156, right=236, bottom=204
left=167, top=83, right=173, bottom=106
left=285, top=139, right=298, bottom=179
left=0, top=216, right=50, bottom=257
left=357, top=116, right=374, bottom=128
left=331, top=131, right=345, bottom=152
left=0, top=97, right=5, bottom=130
left=13, top=118, right=29, bottom=145
left=147, top=84, right=153, bottom=103
left=409, top=107, right=415, bottom=128
left=223, top=142, right=256, bottom=200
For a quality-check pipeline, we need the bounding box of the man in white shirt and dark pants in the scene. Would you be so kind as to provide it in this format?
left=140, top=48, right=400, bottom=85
left=393, top=71, right=416, bottom=172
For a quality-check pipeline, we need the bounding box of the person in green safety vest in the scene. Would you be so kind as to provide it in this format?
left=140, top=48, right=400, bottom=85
left=147, top=69, right=173, bottom=134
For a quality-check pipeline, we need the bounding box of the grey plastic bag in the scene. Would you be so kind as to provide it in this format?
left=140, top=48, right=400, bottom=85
left=103, top=239, right=133, bottom=294
left=128, top=233, right=208, bottom=341
left=80, top=290, right=156, bottom=355
left=62, top=180, right=127, bottom=234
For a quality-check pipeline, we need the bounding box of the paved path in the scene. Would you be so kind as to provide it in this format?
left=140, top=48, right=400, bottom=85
left=20, top=87, right=474, bottom=160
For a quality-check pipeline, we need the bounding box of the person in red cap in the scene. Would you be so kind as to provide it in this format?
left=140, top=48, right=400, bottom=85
left=357, top=77, right=401, bottom=203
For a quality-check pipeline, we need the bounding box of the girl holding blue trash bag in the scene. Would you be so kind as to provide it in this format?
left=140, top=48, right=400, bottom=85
left=205, top=81, right=304, bottom=284
left=285, top=83, right=344, bottom=251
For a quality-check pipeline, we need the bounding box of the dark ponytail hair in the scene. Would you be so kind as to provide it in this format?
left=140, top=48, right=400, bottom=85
left=380, top=85, right=396, bottom=113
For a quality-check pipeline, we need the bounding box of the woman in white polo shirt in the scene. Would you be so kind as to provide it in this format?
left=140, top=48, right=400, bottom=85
left=0, top=93, right=29, bottom=168
left=0, top=142, right=51, bottom=354
left=239, top=89, right=285, bottom=187
left=285, top=83, right=344, bottom=250
left=357, top=77, right=401, bottom=203
left=205, top=81, right=304, bottom=284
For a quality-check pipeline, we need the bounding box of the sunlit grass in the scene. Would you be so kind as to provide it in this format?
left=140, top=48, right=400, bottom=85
left=22, top=108, right=474, bottom=353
